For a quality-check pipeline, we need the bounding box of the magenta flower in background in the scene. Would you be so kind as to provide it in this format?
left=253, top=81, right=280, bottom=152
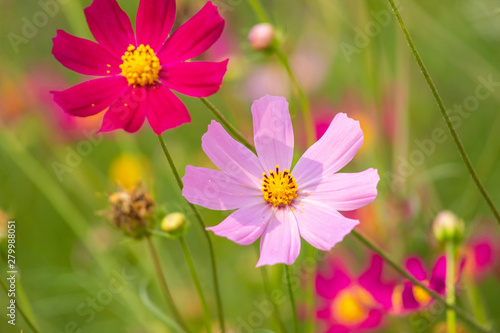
left=391, top=255, right=464, bottom=314
left=52, top=0, right=228, bottom=135
left=463, top=236, right=496, bottom=281
left=316, top=254, right=394, bottom=333
left=182, top=95, right=380, bottom=266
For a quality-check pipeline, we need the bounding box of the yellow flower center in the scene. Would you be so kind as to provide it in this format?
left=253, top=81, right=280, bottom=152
left=413, top=282, right=432, bottom=306
left=332, top=286, right=374, bottom=326
left=120, top=44, right=160, bottom=87
left=261, top=166, right=298, bottom=207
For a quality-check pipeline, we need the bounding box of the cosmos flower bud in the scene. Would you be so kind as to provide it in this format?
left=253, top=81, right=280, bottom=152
left=161, top=212, right=187, bottom=237
left=248, top=23, right=275, bottom=50
left=108, top=185, right=155, bottom=239
left=433, top=211, right=464, bottom=245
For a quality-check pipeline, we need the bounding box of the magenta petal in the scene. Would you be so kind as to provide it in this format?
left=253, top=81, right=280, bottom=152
left=401, top=281, right=420, bottom=310
left=145, top=85, right=191, bottom=134
left=202, top=121, right=264, bottom=188
left=293, top=113, right=363, bottom=185
left=257, top=209, right=301, bottom=267
left=357, top=310, right=383, bottom=330
left=160, top=60, right=228, bottom=97
left=251, top=95, right=294, bottom=172
left=292, top=199, right=358, bottom=251
left=158, top=1, right=224, bottom=63
left=206, top=202, right=273, bottom=245
left=52, top=30, right=121, bottom=76
left=473, top=239, right=494, bottom=271
left=358, top=255, right=394, bottom=309
left=182, top=166, right=262, bottom=210
left=84, top=0, right=135, bottom=57
left=136, top=0, right=175, bottom=50
left=300, top=169, right=380, bottom=211
left=405, top=257, right=428, bottom=281
left=429, top=256, right=446, bottom=294
left=316, top=265, right=352, bottom=300
left=99, top=87, right=147, bottom=133
left=52, top=76, right=128, bottom=117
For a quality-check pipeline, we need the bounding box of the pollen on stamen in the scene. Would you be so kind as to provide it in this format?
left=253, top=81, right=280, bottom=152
left=261, top=165, right=298, bottom=207
left=119, top=44, right=160, bottom=87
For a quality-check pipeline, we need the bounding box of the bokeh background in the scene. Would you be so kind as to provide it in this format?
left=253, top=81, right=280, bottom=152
left=1, top=0, right=500, bottom=332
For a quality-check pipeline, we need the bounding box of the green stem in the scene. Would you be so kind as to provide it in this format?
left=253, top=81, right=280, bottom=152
left=446, top=242, right=457, bottom=333
left=0, top=277, right=40, bottom=333
left=464, top=274, right=488, bottom=326
left=146, top=237, right=189, bottom=332
left=273, top=47, right=316, bottom=146
left=386, top=0, right=500, bottom=225
left=352, top=230, right=491, bottom=333
left=246, top=0, right=270, bottom=22
left=179, top=236, right=213, bottom=333
left=199, top=98, right=255, bottom=153
left=157, top=135, right=225, bottom=333
left=284, top=265, right=299, bottom=333
left=254, top=245, right=287, bottom=332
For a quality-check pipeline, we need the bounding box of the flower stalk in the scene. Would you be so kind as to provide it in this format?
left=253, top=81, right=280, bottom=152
left=284, top=265, right=299, bottom=333
left=446, top=241, right=457, bottom=333
left=386, top=0, right=500, bottom=225
left=157, top=135, right=225, bottom=332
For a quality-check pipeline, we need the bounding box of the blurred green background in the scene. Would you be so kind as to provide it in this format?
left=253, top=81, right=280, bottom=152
left=1, top=0, right=500, bottom=332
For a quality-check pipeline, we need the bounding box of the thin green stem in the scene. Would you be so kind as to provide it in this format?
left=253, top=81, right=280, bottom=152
left=254, top=245, right=288, bottom=332
left=157, top=135, right=225, bottom=333
left=0, top=277, right=40, bottom=333
left=273, top=47, right=316, bottom=146
left=179, top=236, right=213, bottom=333
left=387, top=0, right=500, bottom=225
left=146, top=237, right=189, bottom=332
left=464, top=274, right=489, bottom=326
left=246, top=0, right=270, bottom=22
left=352, top=230, right=491, bottom=333
left=446, top=242, right=457, bottom=333
left=199, top=98, right=255, bottom=153
left=284, top=265, right=299, bottom=333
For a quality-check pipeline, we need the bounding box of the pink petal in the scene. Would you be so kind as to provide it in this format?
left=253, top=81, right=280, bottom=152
left=405, top=257, right=428, bottom=281
left=202, top=121, right=264, bottom=188
left=293, top=113, right=363, bottom=185
left=251, top=95, right=294, bottom=172
left=429, top=256, right=446, bottom=294
left=52, top=76, right=128, bottom=117
left=136, top=0, right=176, bottom=50
left=473, top=239, right=494, bottom=271
left=146, top=85, right=191, bottom=134
left=206, top=201, right=273, bottom=245
left=299, top=169, right=380, bottom=211
left=316, top=265, right=352, bottom=300
left=158, top=2, right=224, bottom=63
left=357, top=310, right=383, bottom=330
left=84, top=0, right=135, bottom=57
left=291, top=199, right=358, bottom=251
left=182, top=166, right=262, bottom=210
left=358, top=255, right=394, bottom=309
left=159, top=60, right=228, bottom=97
left=257, top=208, right=301, bottom=267
left=401, top=281, right=420, bottom=310
left=99, top=87, right=147, bottom=133
left=52, top=30, right=121, bottom=76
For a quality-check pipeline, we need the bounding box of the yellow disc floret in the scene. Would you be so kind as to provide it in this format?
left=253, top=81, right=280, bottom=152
left=332, top=286, right=374, bottom=326
left=261, top=165, right=298, bottom=207
left=120, top=44, right=160, bottom=87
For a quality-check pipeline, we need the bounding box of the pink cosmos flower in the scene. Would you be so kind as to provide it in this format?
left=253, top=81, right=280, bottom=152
left=52, top=0, right=228, bottom=135
left=182, top=95, right=380, bottom=266
left=316, top=254, right=394, bottom=333
left=463, top=236, right=496, bottom=281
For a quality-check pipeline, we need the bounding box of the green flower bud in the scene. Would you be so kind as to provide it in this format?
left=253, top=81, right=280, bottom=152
left=432, top=210, right=464, bottom=245
left=248, top=23, right=275, bottom=50
left=161, top=212, right=187, bottom=237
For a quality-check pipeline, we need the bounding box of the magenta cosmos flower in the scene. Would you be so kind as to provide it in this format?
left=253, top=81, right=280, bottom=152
left=316, top=254, right=394, bottom=333
left=52, top=0, right=228, bottom=134
left=182, top=95, right=380, bottom=266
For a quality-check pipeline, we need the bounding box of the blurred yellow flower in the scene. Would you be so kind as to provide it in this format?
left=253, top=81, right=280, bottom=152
left=110, top=154, right=143, bottom=189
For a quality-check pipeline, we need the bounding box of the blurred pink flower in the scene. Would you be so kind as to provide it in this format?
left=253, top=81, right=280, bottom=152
left=182, top=95, right=379, bottom=266
left=316, top=254, right=394, bottom=332
left=52, top=0, right=228, bottom=135
left=391, top=256, right=464, bottom=314
left=463, top=236, right=496, bottom=281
